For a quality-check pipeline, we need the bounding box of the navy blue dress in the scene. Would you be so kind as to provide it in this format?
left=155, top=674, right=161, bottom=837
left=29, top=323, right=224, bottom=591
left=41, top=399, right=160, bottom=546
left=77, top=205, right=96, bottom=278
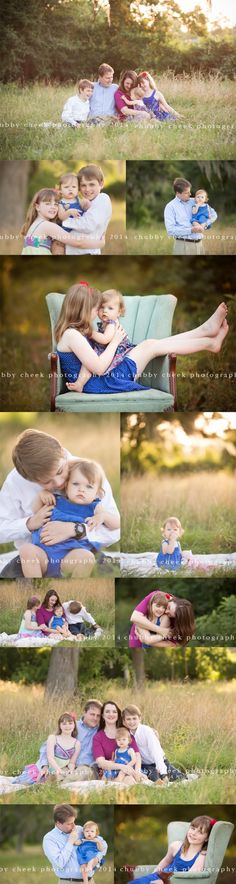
left=143, top=90, right=175, bottom=121
left=156, top=540, right=182, bottom=571
left=31, top=494, right=101, bottom=576
left=133, top=844, right=202, bottom=882
left=57, top=348, right=147, bottom=394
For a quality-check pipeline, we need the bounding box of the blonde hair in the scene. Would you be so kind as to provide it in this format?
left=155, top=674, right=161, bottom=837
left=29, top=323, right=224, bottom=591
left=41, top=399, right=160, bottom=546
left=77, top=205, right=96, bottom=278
left=83, top=820, right=100, bottom=835
left=78, top=79, right=94, bottom=92
left=55, top=284, right=101, bottom=342
left=122, top=705, right=141, bottom=718
left=116, top=726, right=131, bottom=743
left=59, top=173, right=78, bottom=190
left=100, top=289, right=126, bottom=317
left=21, top=188, right=58, bottom=235
left=78, top=164, right=104, bottom=186
left=161, top=516, right=184, bottom=537
left=137, top=70, right=157, bottom=90
left=65, top=459, right=105, bottom=499
left=12, top=429, right=64, bottom=482
left=195, top=189, right=208, bottom=201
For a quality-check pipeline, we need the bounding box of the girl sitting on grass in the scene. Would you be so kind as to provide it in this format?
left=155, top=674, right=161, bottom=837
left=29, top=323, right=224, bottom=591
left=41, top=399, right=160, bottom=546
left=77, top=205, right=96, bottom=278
left=137, top=71, right=181, bottom=121
left=21, top=189, right=105, bottom=254
left=18, top=595, right=45, bottom=638
left=12, top=712, right=80, bottom=786
left=130, top=815, right=215, bottom=882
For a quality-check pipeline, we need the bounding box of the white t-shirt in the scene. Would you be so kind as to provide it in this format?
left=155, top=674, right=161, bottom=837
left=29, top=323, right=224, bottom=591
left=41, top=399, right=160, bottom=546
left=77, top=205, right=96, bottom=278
left=64, top=192, right=112, bottom=255
left=61, top=95, right=89, bottom=125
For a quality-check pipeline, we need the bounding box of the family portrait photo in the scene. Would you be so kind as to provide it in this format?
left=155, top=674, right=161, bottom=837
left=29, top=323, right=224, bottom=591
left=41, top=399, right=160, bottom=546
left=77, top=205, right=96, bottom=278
left=0, top=804, right=113, bottom=884
left=115, top=578, right=236, bottom=649
left=0, top=413, right=120, bottom=580
left=1, top=256, right=235, bottom=414
left=0, top=646, right=235, bottom=805
left=126, top=161, right=236, bottom=256
left=114, top=805, right=236, bottom=884
left=1, top=0, right=236, bottom=161
left=0, top=576, right=115, bottom=647
left=121, top=412, right=236, bottom=578
left=0, top=160, right=126, bottom=256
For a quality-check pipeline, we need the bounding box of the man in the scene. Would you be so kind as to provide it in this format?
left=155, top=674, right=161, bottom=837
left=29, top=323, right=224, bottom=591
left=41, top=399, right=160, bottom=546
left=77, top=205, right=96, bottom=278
left=37, top=700, right=102, bottom=781
left=164, top=177, right=217, bottom=255
left=43, top=803, right=107, bottom=882
left=0, top=429, right=119, bottom=577
left=89, top=63, right=118, bottom=122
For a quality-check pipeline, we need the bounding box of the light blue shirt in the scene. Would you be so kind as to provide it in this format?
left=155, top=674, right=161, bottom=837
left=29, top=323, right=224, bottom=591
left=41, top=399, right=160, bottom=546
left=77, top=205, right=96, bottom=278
left=43, top=825, right=107, bottom=880
left=37, top=718, right=98, bottom=768
left=89, top=81, right=118, bottom=117
left=164, top=196, right=217, bottom=240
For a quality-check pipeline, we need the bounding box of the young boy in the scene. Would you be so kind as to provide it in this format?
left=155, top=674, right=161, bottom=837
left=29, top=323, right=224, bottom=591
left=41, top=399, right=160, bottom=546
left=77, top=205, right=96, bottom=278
left=61, top=79, right=94, bottom=127
left=122, top=704, right=168, bottom=783
left=63, top=164, right=112, bottom=255
left=62, top=600, right=103, bottom=639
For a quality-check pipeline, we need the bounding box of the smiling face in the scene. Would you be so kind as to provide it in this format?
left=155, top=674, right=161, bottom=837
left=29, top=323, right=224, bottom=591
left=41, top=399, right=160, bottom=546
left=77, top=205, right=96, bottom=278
left=103, top=703, right=119, bottom=726
left=80, top=85, right=94, bottom=100
left=59, top=717, right=75, bottom=736
left=98, top=296, right=121, bottom=322
left=83, top=705, right=102, bottom=728
left=60, top=177, right=79, bottom=200
left=40, top=456, right=69, bottom=491
left=122, top=711, right=140, bottom=732
left=99, top=71, right=114, bottom=86
left=151, top=601, right=166, bottom=618
left=36, top=197, right=58, bottom=220
left=166, top=599, right=177, bottom=616
left=66, top=466, right=98, bottom=505
left=79, top=175, right=103, bottom=201
left=187, top=824, right=208, bottom=849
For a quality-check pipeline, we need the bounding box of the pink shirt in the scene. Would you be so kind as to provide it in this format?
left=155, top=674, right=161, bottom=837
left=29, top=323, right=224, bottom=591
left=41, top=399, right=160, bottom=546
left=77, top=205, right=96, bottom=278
left=129, top=591, right=173, bottom=648
left=93, top=729, right=139, bottom=762
left=36, top=605, right=64, bottom=626
left=114, top=88, right=131, bottom=120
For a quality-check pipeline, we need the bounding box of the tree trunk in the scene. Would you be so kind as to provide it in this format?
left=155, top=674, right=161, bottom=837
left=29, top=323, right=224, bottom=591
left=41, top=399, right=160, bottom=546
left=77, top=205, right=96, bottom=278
left=0, top=161, right=36, bottom=255
left=132, top=648, right=145, bottom=686
left=45, top=648, right=80, bottom=698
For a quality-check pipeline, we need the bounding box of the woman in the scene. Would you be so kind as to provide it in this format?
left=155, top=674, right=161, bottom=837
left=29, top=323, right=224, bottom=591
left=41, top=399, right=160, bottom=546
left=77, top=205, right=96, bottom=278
left=92, top=701, right=141, bottom=779
left=114, top=71, right=150, bottom=121
left=131, top=593, right=195, bottom=648
left=55, top=284, right=229, bottom=397
left=36, top=589, right=63, bottom=634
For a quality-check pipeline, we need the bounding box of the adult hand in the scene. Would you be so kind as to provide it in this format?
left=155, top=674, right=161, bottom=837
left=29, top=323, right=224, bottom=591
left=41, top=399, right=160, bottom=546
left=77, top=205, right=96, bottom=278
left=26, top=504, right=54, bottom=531
left=69, top=825, right=80, bottom=845
left=39, top=520, right=75, bottom=545
left=191, top=221, right=203, bottom=232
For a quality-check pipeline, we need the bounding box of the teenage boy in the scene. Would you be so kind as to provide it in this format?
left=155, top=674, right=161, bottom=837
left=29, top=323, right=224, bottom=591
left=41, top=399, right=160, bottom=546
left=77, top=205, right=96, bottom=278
left=164, top=177, right=217, bottom=255
left=43, top=803, right=107, bottom=881
left=0, top=429, right=119, bottom=577
left=63, top=164, right=112, bottom=255
left=122, top=704, right=184, bottom=783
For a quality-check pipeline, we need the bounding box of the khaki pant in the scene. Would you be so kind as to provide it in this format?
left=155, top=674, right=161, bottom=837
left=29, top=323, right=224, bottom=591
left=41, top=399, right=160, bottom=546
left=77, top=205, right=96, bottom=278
left=173, top=239, right=204, bottom=255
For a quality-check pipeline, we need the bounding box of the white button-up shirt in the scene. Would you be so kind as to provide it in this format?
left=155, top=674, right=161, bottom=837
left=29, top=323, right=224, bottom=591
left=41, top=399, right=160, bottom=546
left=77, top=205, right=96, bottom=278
left=61, top=95, right=90, bottom=126
left=43, top=825, right=107, bottom=880
left=131, top=723, right=167, bottom=776
left=164, top=196, right=217, bottom=240
left=63, top=192, right=112, bottom=255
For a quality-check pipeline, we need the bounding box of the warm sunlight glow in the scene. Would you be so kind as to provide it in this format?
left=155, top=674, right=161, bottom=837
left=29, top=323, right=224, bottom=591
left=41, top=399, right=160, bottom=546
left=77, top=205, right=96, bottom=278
left=130, top=0, right=236, bottom=28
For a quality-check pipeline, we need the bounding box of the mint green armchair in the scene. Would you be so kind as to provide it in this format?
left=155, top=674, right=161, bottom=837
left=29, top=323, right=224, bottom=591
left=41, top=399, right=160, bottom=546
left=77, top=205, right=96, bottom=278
left=46, top=292, right=177, bottom=412
left=132, top=820, right=234, bottom=884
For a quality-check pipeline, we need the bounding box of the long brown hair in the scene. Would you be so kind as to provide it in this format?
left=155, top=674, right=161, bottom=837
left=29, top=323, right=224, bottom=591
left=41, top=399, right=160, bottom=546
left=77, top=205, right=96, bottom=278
left=119, top=70, right=138, bottom=93
left=55, top=284, right=101, bottom=342
left=57, top=712, right=78, bottom=739
left=99, top=701, right=122, bottom=731
left=21, top=188, right=58, bottom=235
left=147, top=591, right=169, bottom=620
left=41, top=589, right=62, bottom=608
left=171, top=599, right=195, bottom=646
left=182, top=816, right=213, bottom=855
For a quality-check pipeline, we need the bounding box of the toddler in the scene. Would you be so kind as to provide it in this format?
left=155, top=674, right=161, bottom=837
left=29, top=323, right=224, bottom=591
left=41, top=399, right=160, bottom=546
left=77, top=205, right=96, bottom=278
left=156, top=517, right=184, bottom=571
left=76, top=821, right=105, bottom=884
left=191, top=189, right=213, bottom=228
left=19, top=459, right=119, bottom=578
left=73, top=288, right=134, bottom=392
left=58, top=173, right=90, bottom=231
left=48, top=603, right=70, bottom=637
left=61, top=79, right=94, bottom=127
left=103, top=726, right=140, bottom=783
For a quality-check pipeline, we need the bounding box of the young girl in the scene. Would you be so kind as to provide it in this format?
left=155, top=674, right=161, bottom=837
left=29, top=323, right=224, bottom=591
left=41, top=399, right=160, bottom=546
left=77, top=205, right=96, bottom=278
left=135, top=592, right=172, bottom=648
left=46, top=712, right=81, bottom=779
left=19, top=459, right=120, bottom=578
left=54, top=283, right=229, bottom=397
left=73, top=288, right=135, bottom=392
left=135, top=596, right=195, bottom=648
left=76, top=821, right=105, bottom=884
left=137, top=71, right=181, bottom=121
left=156, top=517, right=184, bottom=571
left=191, top=189, right=214, bottom=229
left=21, top=189, right=105, bottom=254
left=131, top=815, right=215, bottom=882
left=18, top=596, right=44, bottom=638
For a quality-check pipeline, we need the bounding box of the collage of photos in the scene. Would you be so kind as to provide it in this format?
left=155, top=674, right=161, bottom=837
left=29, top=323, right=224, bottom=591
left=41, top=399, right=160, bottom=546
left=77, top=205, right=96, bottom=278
left=0, top=1, right=236, bottom=884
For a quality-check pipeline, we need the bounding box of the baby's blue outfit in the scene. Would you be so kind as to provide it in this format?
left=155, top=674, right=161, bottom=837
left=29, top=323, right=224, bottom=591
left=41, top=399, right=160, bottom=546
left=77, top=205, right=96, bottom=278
left=191, top=202, right=211, bottom=227
left=104, top=747, right=134, bottom=780
left=31, top=494, right=101, bottom=577
left=76, top=838, right=103, bottom=867
left=57, top=345, right=146, bottom=394
left=50, top=615, right=66, bottom=629
left=156, top=540, right=182, bottom=571
left=60, top=197, right=84, bottom=231
left=143, top=91, right=175, bottom=121
left=133, top=845, right=202, bottom=883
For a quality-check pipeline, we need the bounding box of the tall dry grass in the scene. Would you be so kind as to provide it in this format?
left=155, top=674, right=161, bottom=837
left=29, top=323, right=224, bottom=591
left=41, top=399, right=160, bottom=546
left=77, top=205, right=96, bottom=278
left=121, top=471, right=236, bottom=554
left=0, top=577, right=115, bottom=638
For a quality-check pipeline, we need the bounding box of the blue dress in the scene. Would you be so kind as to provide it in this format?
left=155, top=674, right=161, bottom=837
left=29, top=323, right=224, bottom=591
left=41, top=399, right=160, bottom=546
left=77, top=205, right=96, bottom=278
left=94, top=320, right=135, bottom=371
left=57, top=347, right=147, bottom=394
left=49, top=615, right=66, bottom=629
left=31, top=494, right=101, bottom=577
left=143, top=91, right=175, bottom=121
left=142, top=616, right=161, bottom=649
left=77, top=839, right=103, bottom=866
left=191, top=203, right=211, bottom=227
left=156, top=540, right=182, bottom=571
left=133, top=845, right=202, bottom=883
left=104, top=747, right=134, bottom=779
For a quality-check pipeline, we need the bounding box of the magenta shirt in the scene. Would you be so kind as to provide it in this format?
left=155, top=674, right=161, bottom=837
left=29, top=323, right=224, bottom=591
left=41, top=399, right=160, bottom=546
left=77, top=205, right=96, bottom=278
left=114, top=88, right=131, bottom=120
left=129, top=591, right=173, bottom=648
left=36, top=605, right=61, bottom=626
left=93, top=729, right=139, bottom=762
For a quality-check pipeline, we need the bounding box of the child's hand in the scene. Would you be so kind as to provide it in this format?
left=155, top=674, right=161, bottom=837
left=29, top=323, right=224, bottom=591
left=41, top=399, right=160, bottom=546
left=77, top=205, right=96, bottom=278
left=113, top=323, right=127, bottom=345
left=69, top=208, right=82, bottom=217
left=26, top=504, right=55, bottom=531
left=40, top=491, right=56, bottom=506
left=86, top=509, right=106, bottom=531
left=80, top=198, right=91, bottom=210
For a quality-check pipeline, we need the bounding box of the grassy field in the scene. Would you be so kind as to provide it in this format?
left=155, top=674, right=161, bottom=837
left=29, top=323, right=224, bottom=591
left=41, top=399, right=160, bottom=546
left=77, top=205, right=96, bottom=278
left=0, top=577, right=115, bottom=644
left=0, top=847, right=113, bottom=884
left=121, top=471, right=236, bottom=555
left=0, top=680, right=235, bottom=805
left=0, top=76, right=235, bottom=160
left=126, top=221, right=236, bottom=255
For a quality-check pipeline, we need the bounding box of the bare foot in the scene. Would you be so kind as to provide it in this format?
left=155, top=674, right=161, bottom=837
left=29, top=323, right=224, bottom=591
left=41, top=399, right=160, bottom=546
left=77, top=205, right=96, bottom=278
left=208, top=319, right=229, bottom=352
left=201, top=303, right=228, bottom=337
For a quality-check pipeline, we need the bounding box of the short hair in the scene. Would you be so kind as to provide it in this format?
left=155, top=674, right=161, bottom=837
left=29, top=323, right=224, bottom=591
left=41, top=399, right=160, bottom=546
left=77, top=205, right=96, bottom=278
left=195, top=188, right=208, bottom=200
left=116, top=726, right=131, bottom=743
left=78, top=164, right=104, bottom=186
left=78, top=78, right=94, bottom=91
left=122, top=705, right=141, bottom=718
left=54, top=804, right=77, bottom=824
left=27, top=596, right=40, bottom=610
left=100, top=289, right=126, bottom=317
left=83, top=699, right=103, bottom=713
left=98, top=63, right=114, bottom=77
left=161, top=516, right=184, bottom=536
left=65, top=459, right=105, bottom=499
left=12, top=429, right=64, bottom=482
left=69, top=600, right=82, bottom=614
left=83, top=820, right=100, bottom=835
left=59, top=173, right=78, bottom=188
left=173, top=178, right=191, bottom=194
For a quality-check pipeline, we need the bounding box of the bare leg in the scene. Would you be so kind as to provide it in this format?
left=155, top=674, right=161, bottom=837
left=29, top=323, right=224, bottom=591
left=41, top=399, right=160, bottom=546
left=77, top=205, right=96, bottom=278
left=80, top=865, right=89, bottom=884
left=20, top=543, right=48, bottom=577
left=181, top=302, right=228, bottom=338
left=128, top=320, right=229, bottom=377
left=61, top=548, right=95, bottom=578
left=67, top=364, right=91, bottom=392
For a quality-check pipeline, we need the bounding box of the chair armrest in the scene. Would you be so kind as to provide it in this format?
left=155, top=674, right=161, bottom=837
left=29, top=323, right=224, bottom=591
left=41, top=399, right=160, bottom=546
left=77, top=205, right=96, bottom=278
left=168, top=354, right=177, bottom=410
left=49, top=352, right=58, bottom=412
